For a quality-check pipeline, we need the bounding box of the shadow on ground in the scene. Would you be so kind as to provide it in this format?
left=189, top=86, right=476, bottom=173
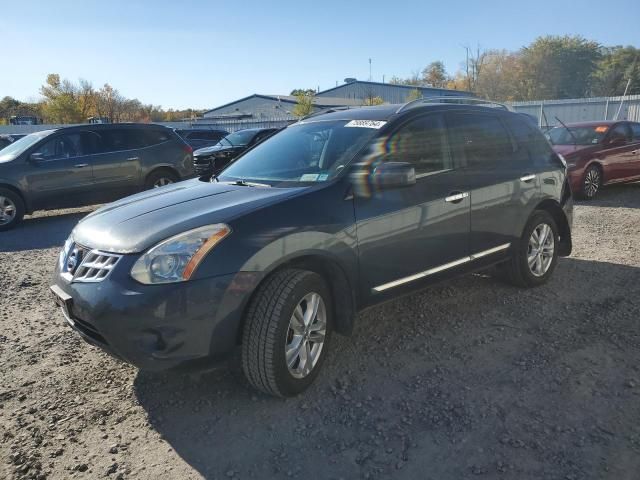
left=0, top=208, right=94, bottom=252
left=133, top=257, right=640, bottom=479
left=575, top=182, right=640, bottom=209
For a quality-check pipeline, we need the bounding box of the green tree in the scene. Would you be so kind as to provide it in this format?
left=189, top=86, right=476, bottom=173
left=474, top=50, right=523, bottom=101
left=40, top=73, right=83, bottom=123
left=292, top=92, right=315, bottom=117
left=592, top=46, right=640, bottom=96
left=362, top=96, right=384, bottom=106
left=422, top=61, right=449, bottom=88
left=290, top=88, right=316, bottom=96
left=406, top=88, right=422, bottom=101
left=519, top=35, right=601, bottom=100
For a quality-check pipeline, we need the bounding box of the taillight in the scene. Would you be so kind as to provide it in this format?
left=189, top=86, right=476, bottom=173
left=183, top=144, right=193, bottom=154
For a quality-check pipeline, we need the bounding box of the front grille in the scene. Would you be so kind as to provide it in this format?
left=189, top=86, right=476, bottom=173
left=193, top=156, right=214, bottom=176
left=61, top=242, right=122, bottom=283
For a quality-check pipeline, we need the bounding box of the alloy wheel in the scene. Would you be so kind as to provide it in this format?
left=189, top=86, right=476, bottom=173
left=153, top=177, right=173, bottom=188
left=527, top=223, right=555, bottom=277
left=0, top=195, right=17, bottom=226
left=584, top=168, right=600, bottom=198
left=285, top=292, right=327, bottom=379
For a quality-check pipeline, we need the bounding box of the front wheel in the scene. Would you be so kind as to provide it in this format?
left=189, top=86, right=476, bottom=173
left=500, top=210, right=560, bottom=288
left=242, top=269, right=332, bottom=397
left=145, top=170, right=179, bottom=189
left=0, top=188, right=25, bottom=232
left=581, top=165, right=601, bottom=199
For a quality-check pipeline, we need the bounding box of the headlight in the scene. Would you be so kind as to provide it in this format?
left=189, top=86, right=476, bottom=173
left=130, top=224, right=231, bottom=284
left=59, top=236, right=73, bottom=270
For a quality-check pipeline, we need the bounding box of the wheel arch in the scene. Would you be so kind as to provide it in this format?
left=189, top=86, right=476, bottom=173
left=0, top=183, right=30, bottom=214
left=235, top=253, right=358, bottom=344
left=534, top=198, right=572, bottom=256
left=145, top=165, right=181, bottom=184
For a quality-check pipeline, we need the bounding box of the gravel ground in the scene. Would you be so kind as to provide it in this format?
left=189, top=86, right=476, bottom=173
left=1, top=184, right=639, bottom=480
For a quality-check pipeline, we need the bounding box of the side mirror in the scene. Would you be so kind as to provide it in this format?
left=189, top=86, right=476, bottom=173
left=29, top=152, right=44, bottom=164
left=372, top=162, right=416, bottom=189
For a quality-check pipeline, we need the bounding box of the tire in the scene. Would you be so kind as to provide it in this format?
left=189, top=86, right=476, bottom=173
left=581, top=164, right=601, bottom=200
left=0, top=188, right=25, bottom=232
left=145, top=169, right=179, bottom=189
left=500, top=210, right=560, bottom=288
left=242, top=269, right=332, bottom=397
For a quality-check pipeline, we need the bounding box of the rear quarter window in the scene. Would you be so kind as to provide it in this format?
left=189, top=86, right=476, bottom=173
left=144, top=129, right=172, bottom=146
left=504, top=114, right=555, bottom=164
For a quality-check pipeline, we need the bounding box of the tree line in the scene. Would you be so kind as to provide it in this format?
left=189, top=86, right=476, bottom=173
left=1, top=74, right=206, bottom=125
left=389, top=36, right=640, bottom=101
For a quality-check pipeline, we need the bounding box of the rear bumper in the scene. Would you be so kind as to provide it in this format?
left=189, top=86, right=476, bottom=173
left=51, top=256, right=260, bottom=371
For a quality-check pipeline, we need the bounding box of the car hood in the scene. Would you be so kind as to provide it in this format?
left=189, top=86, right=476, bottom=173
left=193, top=144, right=238, bottom=156
left=552, top=144, right=598, bottom=157
left=72, top=179, right=303, bottom=253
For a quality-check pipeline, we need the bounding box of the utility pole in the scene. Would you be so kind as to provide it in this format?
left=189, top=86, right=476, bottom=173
left=614, top=78, right=632, bottom=120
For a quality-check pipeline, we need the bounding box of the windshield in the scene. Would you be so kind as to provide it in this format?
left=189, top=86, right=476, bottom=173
left=547, top=125, right=609, bottom=145
left=218, top=130, right=258, bottom=147
left=218, top=120, right=380, bottom=185
left=0, top=131, right=53, bottom=163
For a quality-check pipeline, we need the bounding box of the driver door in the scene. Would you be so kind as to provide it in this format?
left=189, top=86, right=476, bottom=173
left=353, top=113, right=470, bottom=301
left=26, top=132, right=96, bottom=210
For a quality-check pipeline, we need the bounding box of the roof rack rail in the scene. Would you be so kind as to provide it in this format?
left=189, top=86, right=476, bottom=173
left=301, top=106, right=354, bottom=121
left=396, top=96, right=509, bottom=113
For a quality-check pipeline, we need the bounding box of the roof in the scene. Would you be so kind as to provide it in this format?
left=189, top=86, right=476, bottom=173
left=316, top=80, right=472, bottom=96
left=204, top=94, right=362, bottom=116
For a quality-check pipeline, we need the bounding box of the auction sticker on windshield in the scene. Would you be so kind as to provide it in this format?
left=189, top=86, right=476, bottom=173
left=345, top=120, right=387, bottom=129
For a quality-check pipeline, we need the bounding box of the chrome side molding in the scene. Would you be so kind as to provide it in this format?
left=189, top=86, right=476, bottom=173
left=372, top=243, right=511, bottom=293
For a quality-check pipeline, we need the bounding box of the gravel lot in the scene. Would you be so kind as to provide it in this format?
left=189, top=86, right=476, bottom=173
left=1, top=184, right=639, bottom=480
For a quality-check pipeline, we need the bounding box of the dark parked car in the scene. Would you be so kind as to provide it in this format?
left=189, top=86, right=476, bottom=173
left=192, top=128, right=278, bottom=177
left=0, top=134, right=26, bottom=150
left=547, top=120, right=640, bottom=199
left=0, top=123, right=194, bottom=230
left=51, top=102, right=572, bottom=397
left=175, top=128, right=228, bottom=150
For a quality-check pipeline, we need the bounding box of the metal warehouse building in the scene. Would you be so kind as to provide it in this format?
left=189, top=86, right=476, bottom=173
left=198, top=80, right=472, bottom=130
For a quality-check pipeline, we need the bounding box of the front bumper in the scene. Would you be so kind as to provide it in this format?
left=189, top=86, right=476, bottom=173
left=51, top=254, right=260, bottom=370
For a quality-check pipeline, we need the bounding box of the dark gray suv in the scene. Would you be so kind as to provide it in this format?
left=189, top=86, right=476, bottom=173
left=0, top=123, right=194, bottom=230
left=51, top=101, right=573, bottom=397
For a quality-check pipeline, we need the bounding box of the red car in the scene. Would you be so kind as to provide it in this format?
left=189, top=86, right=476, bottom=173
left=547, top=121, right=640, bottom=199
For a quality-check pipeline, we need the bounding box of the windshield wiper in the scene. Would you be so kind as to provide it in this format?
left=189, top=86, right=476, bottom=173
left=225, top=180, right=271, bottom=188
left=554, top=116, right=578, bottom=147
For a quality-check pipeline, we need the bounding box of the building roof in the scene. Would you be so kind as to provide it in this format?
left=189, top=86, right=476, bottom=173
left=204, top=94, right=362, bottom=116
left=316, top=80, right=472, bottom=96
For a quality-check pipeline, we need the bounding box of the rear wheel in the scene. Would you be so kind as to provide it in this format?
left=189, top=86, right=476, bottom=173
left=242, top=269, right=332, bottom=397
left=499, top=210, right=559, bottom=288
left=146, top=170, right=179, bottom=189
left=581, top=165, right=601, bottom=199
left=0, top=188, right=25, bottom=232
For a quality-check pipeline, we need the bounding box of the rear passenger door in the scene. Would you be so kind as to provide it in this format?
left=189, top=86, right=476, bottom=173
left=355, top=113, right=470, bottom=298
left=88, top=128, right=142, bottom=202
left=629, top=123, right=640, bottom=177
left=446, top=111, right=540, bottom=257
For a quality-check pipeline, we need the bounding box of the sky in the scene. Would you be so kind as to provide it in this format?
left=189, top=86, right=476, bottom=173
left=1, top=0, right=639, bottom=110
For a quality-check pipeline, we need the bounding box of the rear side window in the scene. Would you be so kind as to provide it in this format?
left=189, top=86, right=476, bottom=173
left=447, top=113, right=513, bottom=167
left=145, top=129, right=172, bottom=146
left=96, top=129, right=146, bottom=152
left=631, top=123, right=640, bottom=141
left=190, top=130, right=224, bottom=140
left=503, top=114, right=555, bottom=163
left=386, top=114, right=452, bottom=175
left=609, top=123, right=631, bottom=142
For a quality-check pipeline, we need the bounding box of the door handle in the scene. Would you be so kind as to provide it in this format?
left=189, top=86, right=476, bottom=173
left=445, top=192, right=469, bottom=203
left=126, top=157, right=140, bottom=161
left=520, top=174, right=536, bottom=182
left=74, top=163, right=89, bottom=168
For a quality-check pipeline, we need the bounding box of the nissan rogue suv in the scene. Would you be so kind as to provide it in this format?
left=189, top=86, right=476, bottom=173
left=51, top=101, right=573, bottom=397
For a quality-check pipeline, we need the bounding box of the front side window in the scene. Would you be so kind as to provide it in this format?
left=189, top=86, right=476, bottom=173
left=384, top=114, right=451, bottom=176
left=218, top=121, right=378, bottom=185
left=0, top=131, right=54, bottom=163
left=447, top=113, right=513, bottom=167
left=33, top=133, right=91, bottom=160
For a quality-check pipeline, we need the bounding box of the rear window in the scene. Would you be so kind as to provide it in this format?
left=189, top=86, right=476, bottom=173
left=96, top=129, right=145, bottom=152
left=190, top=130, right=224, bottom=140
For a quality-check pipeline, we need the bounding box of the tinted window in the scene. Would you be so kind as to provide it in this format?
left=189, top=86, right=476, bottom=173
left=97, top=129, right=146, bottom=152
left=190, top=130, right=224, bottom=140
left=631, top=123, right=640, bottom=141
left=386, top=114, right=452, bottom=175
left=448, top=113, right=513, bottom=167
left=145, top=129, right=172, bottom=145
left=33, top=132, right=97, bottom=160
left=609, top=123, right=631, bottom=142
left=504, top=114, right=554, bottom=163
left=251, top=130, right=275, bottom=145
